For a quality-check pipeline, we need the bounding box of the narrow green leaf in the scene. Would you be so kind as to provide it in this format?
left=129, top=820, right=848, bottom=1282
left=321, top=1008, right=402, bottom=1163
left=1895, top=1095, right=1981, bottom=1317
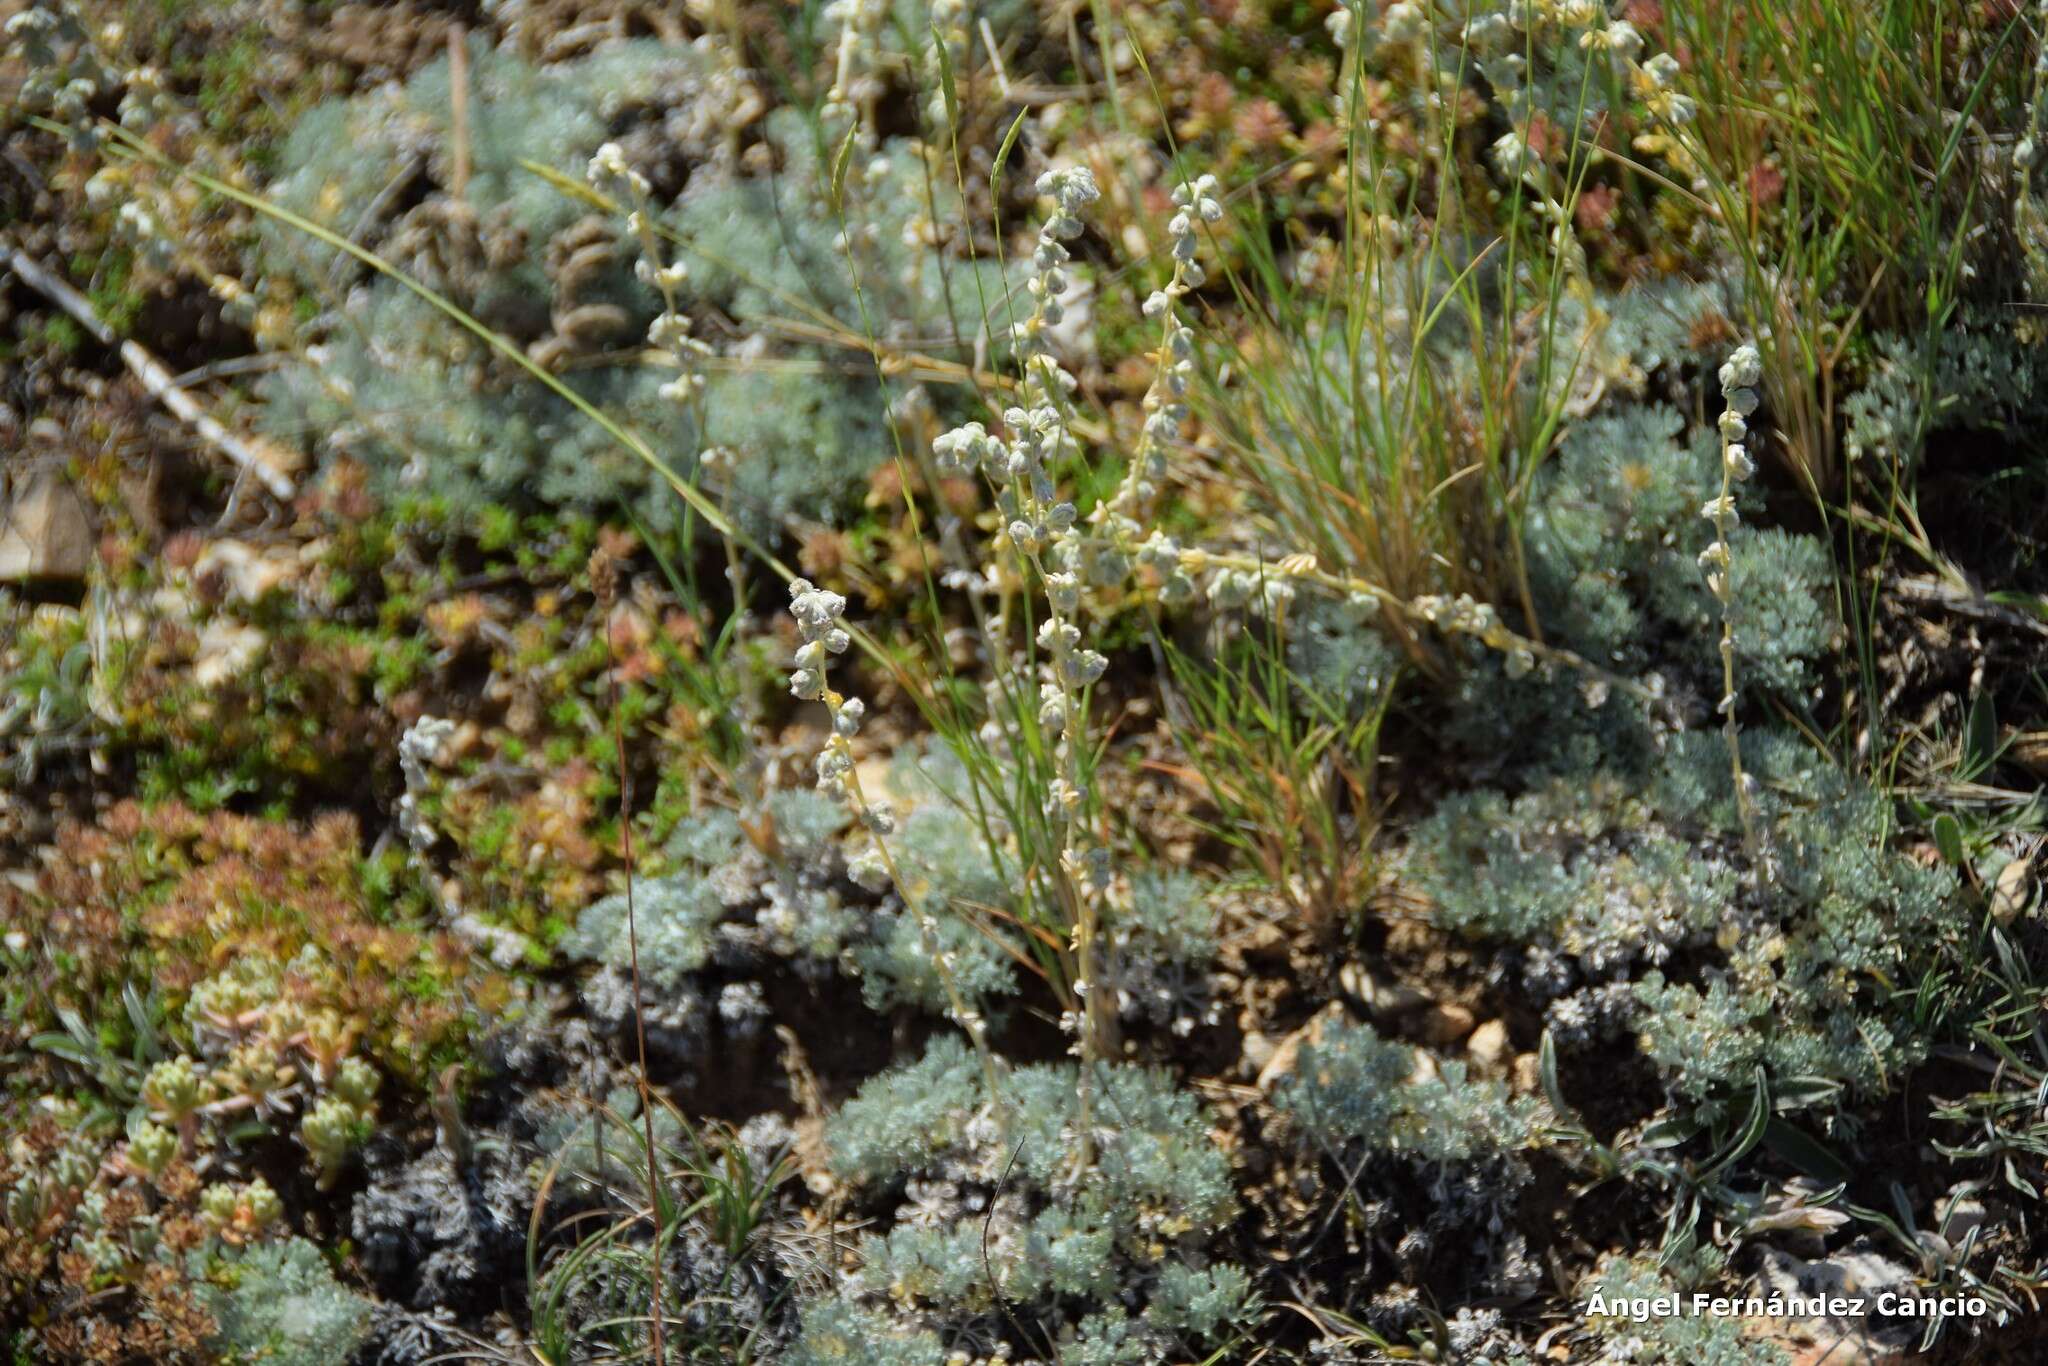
left=1538, top=1028, right=1572, bottom=1120
left=991, top=107, right=1029, bottom=198
left=1987, top=590, right=2048, bottom=622
left=515, top=157, right=613, bottom=211
left=30, top=1033, right=100, bottom=1066
left=1770, top=1074, right=1844, bottom=1111
left=931, top=23, right=960, bottom=143
left=1638, top=1113, right=1705, bottom=1151
left=1933, top=812, right=1965, bottom=866
left=1699, top=1067, right=1770, bottom=1182
left=829, top=119, right=859, bottom=216
left=1964, top=691, right=1997, bottom=777
left=1763, top=1117, right=1854, bottom=1185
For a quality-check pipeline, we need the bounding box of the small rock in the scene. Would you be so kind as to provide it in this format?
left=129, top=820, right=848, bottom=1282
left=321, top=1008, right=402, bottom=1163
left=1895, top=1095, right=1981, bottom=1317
left=1510, top=1052, right=1542, bottom=1096
left=1989, top=851, right=2036, bottom=926
left=1255, top=1003, right=1346, bottom=1093
left=1240, top=1030, right=1278, bottom=1076
left=1468, top=1018, right=1511, bottom=1067
left=1338, top=961, right=1427, bottom=1021
left=1237, top=920, right=1288, bottom=960
left=1254, top=1033, right=1305, bottom=1093
left=1752, top=1246, right=1919, bottom=1360
left=0, top=467, right=92, bottom=585
left=194, top=538, right=299, bottom=603
left=1934, top=1182, right=1989, bottom=1248
left=191, top=619, right=267, bottom=688
left=1416, top=1002, right=1476, bottom=1046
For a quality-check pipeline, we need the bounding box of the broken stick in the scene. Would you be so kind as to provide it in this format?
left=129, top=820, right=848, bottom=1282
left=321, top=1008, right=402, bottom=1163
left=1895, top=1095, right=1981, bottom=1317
left=2, top=246, right=297, bottom=501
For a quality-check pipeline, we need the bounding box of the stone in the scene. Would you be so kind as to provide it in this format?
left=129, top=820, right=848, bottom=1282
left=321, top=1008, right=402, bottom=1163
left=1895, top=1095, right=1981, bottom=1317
left=192, top=619, right=267, bottom=688
left=194, top=538, right=300, bottom=603
left=1989, top=851, right=2035, bottom=926
left=1240, top=1029, right=1278, bottom=1076
left=1416, top=1002, right=1476, bottom=1046
left=0, top=467, right=92, bottom=585
left=1338, top=960, right=1426, bottom=1021
left=1254, top=1003, right=1346, bottom=1093
left=1468, top=1018, right=1511, bottom=1068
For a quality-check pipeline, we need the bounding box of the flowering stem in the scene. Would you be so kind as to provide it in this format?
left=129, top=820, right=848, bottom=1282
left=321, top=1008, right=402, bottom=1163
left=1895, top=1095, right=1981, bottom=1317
left=1706, top=345, right=1765, bottom=867
left=786, top=581, right=1010, bottom=1124
left=593, top=549, right=666, bottom=1366
left=840, top=746, right=1011, bottom=1112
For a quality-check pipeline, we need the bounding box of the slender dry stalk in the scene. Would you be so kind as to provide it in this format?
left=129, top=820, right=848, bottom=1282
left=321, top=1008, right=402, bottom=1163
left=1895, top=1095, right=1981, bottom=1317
left=3, top=246, right=298, bottom=499
left=591, top=547, right=666, bottom=1366
left=448, top=25, right=471, bottom=204
left=1705, top=346, right=1765, bottom=867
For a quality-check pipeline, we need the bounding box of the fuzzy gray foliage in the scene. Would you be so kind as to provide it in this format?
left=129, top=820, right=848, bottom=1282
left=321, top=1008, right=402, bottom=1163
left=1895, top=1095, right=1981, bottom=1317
left=1843, top=310, right=2048, bottom=471
left=257, top=45, right=1008, bottom=536
left=801, top=1035, right=1251, bottom=1360
left=1409, top=727, right=1960, bottom=1120
left=1586, top=1258, right=1791, bottom=1364
left=1276, top=1017, right=1540, bottom=1164
left=197, top=1238, right=374, bottom=1366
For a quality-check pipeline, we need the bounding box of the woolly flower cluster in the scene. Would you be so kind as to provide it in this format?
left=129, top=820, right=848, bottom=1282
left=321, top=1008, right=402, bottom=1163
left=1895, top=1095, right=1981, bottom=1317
left=1105, top=174, right=1222, bottom=525
left=1703, top=343, right=1765, bottom=856
left=937, top=169, right=1112, bottom=736
left=394, top=714, right=455, bottom=854
left=588, top=141, right=710, bottom=407
left=784, top=581, right=998, bottom=1061
left=1637, top=50, right=1698, bottom=127
left=822, top=0, right=888, bottom=134
left=997, top=172, right=1114, bottom=791
left=1385, top=1, right=1695, bottom=261
left=785, top=578, right=886, bottom=842
left=1034, top=166, right=1100, bottom=250
left=1699, top=345, right=1762, bottom=649
left=934, top=167, right=1123, bottom=1060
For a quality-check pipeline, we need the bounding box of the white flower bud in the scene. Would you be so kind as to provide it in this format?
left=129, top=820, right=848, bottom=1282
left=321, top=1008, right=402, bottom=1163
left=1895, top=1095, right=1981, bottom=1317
left=1062, top=650, right=1108, bottom=687
left=1038, top=618, right=1081, bottom=653
left=1718, top=344, right=1763, bottom=393
left=588, top=142, right=630, bottom=184
left=848, top=845, right=890, bottom=892
left=1385, top=1, right=1424, bottom=42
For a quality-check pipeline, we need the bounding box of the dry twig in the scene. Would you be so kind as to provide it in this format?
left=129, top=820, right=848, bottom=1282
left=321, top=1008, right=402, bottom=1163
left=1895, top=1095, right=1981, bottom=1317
left=3, top=246, right=298, bottom=500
